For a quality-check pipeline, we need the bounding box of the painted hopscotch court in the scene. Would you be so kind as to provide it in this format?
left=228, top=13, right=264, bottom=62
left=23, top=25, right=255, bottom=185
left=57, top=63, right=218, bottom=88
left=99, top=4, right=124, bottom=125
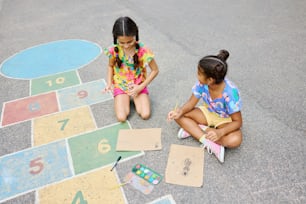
left=0, top=39, right=149, bottom=203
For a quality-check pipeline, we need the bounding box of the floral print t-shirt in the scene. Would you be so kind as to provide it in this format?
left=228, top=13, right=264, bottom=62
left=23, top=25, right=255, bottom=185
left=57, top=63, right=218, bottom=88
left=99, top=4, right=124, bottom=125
left=104, top=42, right=154, bottom=92
left=192, top=78, right=242, bottom=118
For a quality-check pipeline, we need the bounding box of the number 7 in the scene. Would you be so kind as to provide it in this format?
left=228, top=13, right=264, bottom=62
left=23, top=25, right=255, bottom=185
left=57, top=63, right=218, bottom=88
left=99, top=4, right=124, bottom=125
left=58, top=118, right=69, bottom=131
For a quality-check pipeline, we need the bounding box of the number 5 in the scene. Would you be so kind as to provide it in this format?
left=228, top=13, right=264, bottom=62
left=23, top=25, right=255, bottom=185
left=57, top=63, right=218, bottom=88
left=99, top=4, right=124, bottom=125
left=29, top=157, right=44, bottom=175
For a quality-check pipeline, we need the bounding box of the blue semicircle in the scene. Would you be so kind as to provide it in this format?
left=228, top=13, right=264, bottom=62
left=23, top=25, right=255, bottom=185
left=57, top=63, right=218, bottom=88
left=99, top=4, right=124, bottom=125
left=0, top=39, right=102, bottom=79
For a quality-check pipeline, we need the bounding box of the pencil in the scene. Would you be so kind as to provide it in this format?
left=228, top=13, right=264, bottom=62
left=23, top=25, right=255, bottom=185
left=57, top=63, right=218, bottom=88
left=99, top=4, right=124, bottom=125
left=174, top=102, right=178, bottom=111
left=110, top=156, right=122, bottom=171
left=109, top=181, right=130, bottom=190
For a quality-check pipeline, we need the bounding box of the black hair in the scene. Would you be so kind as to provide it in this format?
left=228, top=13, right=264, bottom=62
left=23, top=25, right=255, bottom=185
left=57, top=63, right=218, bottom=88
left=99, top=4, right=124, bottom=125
left=198, top=50, right=229, bottom=84
left=112, top=16, right=140, bottom=68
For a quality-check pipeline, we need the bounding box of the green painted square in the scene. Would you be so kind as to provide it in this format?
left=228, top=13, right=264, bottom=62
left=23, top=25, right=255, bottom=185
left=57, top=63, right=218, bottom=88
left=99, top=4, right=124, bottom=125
left=31, top=71, right=80, bottom=95
left=68, top=122, right=142, bottom=174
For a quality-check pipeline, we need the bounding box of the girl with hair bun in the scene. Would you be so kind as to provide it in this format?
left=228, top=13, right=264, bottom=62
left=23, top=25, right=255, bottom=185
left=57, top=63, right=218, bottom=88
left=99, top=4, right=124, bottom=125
left=167, top=50, right=242, bottom=163
left=103, top=16, right=159, bottom=122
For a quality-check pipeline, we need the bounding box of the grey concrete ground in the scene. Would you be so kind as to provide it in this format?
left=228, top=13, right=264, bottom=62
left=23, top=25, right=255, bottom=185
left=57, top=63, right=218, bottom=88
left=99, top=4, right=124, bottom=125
left=0, top=0, right=305, bottom=203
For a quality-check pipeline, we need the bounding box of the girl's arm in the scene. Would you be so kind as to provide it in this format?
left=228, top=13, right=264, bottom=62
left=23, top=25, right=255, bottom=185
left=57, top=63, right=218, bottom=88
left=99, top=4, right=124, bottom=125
left=138, top=59, right=159, bottom=89
left=167, top=94, right=200, bottom=120
left=104, top=58, right=115, bottom=92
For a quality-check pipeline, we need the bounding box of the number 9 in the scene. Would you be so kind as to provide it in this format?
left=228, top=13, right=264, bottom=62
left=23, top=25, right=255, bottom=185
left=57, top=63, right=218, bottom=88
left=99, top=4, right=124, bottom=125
left=77, top=90, right=88, bottom=99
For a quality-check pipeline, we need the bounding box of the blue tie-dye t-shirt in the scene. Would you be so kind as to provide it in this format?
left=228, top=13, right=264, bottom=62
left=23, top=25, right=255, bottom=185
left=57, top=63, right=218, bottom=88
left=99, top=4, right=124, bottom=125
left=192, top=78, right=242, bottom=118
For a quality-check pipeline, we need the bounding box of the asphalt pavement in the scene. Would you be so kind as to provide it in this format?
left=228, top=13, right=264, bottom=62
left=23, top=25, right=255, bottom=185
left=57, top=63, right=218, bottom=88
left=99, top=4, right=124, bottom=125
left=0, top=0, right=305, bottom=203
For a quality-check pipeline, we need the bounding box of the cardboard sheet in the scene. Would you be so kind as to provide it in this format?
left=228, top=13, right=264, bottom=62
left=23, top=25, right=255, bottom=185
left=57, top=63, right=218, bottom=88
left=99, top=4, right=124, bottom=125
left=116, top=128, right=162, bottom=151
left=165, top=144, right=204, bottom=187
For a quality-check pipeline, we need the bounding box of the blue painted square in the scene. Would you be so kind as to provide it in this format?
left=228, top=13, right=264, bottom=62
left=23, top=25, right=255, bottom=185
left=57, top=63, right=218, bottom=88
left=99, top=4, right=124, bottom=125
left=57, top=79, right=113, bottom=111
left=0, top=140, right=72, bottom=201
left=149, top=195, right=176, bottom=204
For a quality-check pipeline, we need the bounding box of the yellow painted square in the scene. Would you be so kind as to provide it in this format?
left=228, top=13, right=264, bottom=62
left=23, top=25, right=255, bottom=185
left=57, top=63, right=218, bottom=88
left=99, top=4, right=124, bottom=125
left=38, top=167, right=126, bottom=204
left=33, top=106, right=96, bottom=146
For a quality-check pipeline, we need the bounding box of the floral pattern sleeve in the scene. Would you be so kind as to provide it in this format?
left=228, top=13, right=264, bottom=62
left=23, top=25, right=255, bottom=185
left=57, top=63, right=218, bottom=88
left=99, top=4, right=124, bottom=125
left=103, top=46, right=115, bottom=59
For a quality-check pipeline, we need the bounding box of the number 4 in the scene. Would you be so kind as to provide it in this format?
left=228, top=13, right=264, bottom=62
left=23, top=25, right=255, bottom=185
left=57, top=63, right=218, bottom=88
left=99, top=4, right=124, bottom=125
left=72, top=190, right=87, bottom=204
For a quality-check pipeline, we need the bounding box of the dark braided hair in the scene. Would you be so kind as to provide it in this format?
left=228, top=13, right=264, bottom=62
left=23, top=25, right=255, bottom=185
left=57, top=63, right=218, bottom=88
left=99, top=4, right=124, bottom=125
left=198, top=50, right=229, bottom=84
left=112, top=16, right=140, bottom=68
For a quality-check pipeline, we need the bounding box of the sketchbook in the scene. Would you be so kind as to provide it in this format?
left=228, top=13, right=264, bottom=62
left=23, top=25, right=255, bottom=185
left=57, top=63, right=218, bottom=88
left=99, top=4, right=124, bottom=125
left=116, top=128, right=162, bottom=151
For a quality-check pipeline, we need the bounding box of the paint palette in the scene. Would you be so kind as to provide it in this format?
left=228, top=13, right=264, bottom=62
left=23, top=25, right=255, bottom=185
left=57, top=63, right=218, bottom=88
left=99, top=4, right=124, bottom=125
left=132, top=164, right=162, bottom=185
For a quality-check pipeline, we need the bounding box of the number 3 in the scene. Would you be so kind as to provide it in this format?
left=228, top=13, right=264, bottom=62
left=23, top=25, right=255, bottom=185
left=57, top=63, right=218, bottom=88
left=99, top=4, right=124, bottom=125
left=29, top=157, right=44, bottom=175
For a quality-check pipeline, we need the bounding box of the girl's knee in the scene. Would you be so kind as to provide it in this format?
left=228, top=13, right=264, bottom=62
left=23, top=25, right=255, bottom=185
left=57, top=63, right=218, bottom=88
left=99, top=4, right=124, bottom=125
left=222, top=131, right=242, bottom=148
left=116, top=115, right=127, bottom=122
left=139, top=110, right=150, bottom=120
left=116, top=112, right=129, bottom=122
left=229, top=135, right=242, bottom=148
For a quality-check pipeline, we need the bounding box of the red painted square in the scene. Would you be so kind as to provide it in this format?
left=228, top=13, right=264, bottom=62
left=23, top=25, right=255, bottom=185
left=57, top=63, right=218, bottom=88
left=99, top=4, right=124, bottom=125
left=1, top=92, right=59, bottom=126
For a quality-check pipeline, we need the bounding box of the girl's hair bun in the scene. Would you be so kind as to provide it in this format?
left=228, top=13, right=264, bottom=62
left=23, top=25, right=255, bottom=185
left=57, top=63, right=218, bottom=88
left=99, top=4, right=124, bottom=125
left=217, top=50, right=229, bottom=62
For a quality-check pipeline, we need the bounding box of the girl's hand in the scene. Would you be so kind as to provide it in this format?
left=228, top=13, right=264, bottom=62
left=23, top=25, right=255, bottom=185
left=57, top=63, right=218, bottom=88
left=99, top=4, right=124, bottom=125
left=205, top=129, right=222, bottom=142
left=127, top=83, right=142, bottom=97
left=102, top=84, right=113, bottom=93
left=167, top=108, right=182, bottom=121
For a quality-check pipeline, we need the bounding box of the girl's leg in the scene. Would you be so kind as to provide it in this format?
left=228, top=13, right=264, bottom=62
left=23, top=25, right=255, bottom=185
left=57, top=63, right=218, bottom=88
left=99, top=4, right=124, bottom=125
left=175, top=108, right=208, bottom=140
left=114, top=94, right=130, bottom=122
left=133, top=94, right=151, bottom=120
left=216, top=129, right=242, bottom=148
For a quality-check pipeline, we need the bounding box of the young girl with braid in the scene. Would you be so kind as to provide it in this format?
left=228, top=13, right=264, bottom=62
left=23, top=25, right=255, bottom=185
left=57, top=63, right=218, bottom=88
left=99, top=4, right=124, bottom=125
left=167, top=50, right=242, bottom=163
left=103, top=16, right=159, bottom=122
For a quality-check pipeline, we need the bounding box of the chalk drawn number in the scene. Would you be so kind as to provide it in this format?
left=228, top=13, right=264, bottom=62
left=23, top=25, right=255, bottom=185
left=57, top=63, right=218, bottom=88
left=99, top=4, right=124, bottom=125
left=77, top=90, right=88, bottom=99
left=28, top=102, right=41, bottom=112
left=29, top=157, right=44, bottom=175
left=46, top=77, right=65, bottom=87
left=58, top=118, right=70, bottom=131
left=98, top=139, right=111, bottom=154
left=71, top=190, right=87, bottom=204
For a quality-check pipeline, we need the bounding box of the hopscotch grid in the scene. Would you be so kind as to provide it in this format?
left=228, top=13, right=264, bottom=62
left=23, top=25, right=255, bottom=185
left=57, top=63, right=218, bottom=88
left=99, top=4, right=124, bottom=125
left=48, top=78, right=113, bottom=105
left=88, top=102, right=99, bottom=130
left=0, top=92, right=58, bottom=127
left=1, top=78, right=113, bottom=127
left=30, top=70, right=81, bottom=96
left=1, top=97, right=111, bottom=129
left=75, top=69, right=82, bottom=85
left=0, top=39, right=103, bottom=80
left=0, top=39, right=120, bottom=203
left=114, top=168, right=130, bottom=204
left=0, top=188, right=38, bottom=203
left=0, top=121, right=144, bottom=203
left=0, top=102, right=5, bottom=128
left=55, top=89, right=62, bottom=112
left=65, top=138, right=76, bottom=176
left=30, top=119, right=34, bottom=147
left=35, top=190, right=39, bottom=204
left=29, top=79, right=33, bottom=97
left=0, top=121, right=125, bottom=160
left=146, top=194, right=177, bottom=204
left=1, top=78, right=111, bottom=105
